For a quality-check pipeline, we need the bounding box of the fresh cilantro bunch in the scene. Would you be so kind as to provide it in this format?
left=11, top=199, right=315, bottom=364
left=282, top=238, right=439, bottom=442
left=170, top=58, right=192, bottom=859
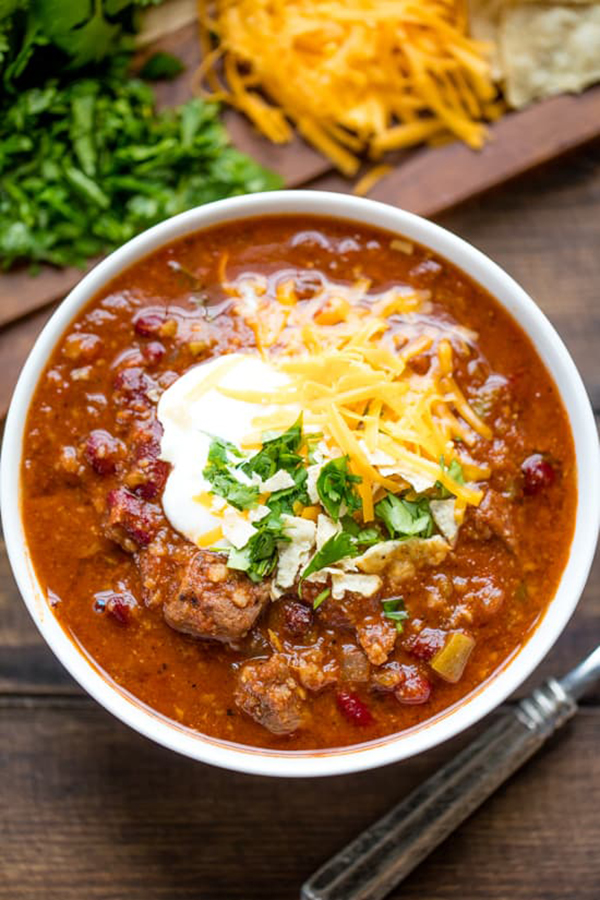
left=0, top=1, right=282, bottom=271
left=0, top=78, right=281, bottom=269
left=0, top=1, right=161, bottom=88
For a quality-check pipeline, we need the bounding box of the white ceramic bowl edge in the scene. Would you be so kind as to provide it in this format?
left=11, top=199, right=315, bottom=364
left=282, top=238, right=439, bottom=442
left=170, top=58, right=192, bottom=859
left=2, top=191, right=599, bottom=777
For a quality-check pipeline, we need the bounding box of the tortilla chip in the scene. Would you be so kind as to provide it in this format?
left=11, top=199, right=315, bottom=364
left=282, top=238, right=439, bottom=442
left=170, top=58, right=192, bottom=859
left=500, top=4, right=600, bottom=108
left=468, top=0, right=506, bottom=79
left=354, top=535, right=449, bottom=581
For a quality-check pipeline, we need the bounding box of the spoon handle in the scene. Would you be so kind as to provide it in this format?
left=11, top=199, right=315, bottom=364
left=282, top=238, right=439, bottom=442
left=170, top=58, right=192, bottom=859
left=301, top=679, right=576, bottom=900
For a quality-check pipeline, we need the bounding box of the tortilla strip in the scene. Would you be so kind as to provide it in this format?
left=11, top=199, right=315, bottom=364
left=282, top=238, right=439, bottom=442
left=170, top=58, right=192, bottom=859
left=500, top=3, right=600, bottom=108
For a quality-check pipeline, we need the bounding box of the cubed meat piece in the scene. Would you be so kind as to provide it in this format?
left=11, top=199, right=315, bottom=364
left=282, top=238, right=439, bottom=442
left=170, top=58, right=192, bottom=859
left=234, top=654, right=307, bottom=735
left=465, top=489, right=517, bottom=552
left=105, top=488, right=160, bottom=552
left=164, top=551, right=270, bottom=644
left=356, top=617, right=398, bottom=665
left=292, top=647, right=338, bottom=692
left=139, top=541, right=195, bottom=608
left=371, top=661, right=431, bottom=705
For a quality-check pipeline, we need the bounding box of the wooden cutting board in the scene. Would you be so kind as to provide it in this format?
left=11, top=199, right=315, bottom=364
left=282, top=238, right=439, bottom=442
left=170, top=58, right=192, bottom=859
left=2, top=18, right=600, bottom=420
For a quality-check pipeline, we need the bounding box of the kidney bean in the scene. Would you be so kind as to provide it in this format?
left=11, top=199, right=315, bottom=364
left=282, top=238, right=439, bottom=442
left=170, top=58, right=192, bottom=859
left=113, top=367, right=153, bottom=399
left=394, top=667, right=432, bottom=705
left=336, top=690, right=374, bottom=726
left=134, top=312, right=165, bottom=337
left=283, top=601, right=313, bottom=637
left=129, top=455, right=169, bottom=500
left=404, top=627, right=446, bottom=661
left=142, top=341, right=166, bottom=366
left=522, top=453, right=556, bottom=496
left=94, top=590, right=137, bottom=625
left=85, top=429, right=123, bottom=476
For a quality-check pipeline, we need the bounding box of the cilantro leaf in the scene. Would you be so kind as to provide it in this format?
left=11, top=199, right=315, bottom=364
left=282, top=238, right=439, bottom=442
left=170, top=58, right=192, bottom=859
left=381, top=596, right=409, bottom=633
left=375, top=493, right=434, bottom=539
left=340, top=515, right=380, bottom=545
left=266, top=465, right=309, bottom=517
left=241, top=415, right=304, bottom=481
left=300, top=532, right=358, bottom=584
left=139, top=51, right=184, bottom=81
left=0, top=41, right=282, bottom=270
left=227, top=511, right=289, bottom=583
left=316, top=456, right=362, bottom=521
left=203, top=436, right=258, bottom=511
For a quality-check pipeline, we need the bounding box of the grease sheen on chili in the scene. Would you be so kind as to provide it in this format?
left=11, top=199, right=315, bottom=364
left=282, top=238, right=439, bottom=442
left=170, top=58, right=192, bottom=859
left=21, top=215, right=576, bottom=751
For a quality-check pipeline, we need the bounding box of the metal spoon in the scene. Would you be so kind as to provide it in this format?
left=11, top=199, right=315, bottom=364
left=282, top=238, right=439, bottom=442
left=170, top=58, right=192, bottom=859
left=301, top=645, right=600, bottom=900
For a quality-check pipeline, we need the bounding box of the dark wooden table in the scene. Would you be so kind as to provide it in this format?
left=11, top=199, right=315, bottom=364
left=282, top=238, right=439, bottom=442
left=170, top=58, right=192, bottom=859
left=1, top=146, right=599, bottom=899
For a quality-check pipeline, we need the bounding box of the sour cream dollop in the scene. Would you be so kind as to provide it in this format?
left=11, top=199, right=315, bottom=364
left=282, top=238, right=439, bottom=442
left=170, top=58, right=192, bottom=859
left=157, top=353, right=295, bottom=545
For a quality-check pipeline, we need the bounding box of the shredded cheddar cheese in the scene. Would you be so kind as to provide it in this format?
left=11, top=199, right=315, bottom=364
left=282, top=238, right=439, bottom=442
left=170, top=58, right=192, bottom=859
left=220, top=271, right=490, bottom=520
left=196, top=0, right=496, bottom=176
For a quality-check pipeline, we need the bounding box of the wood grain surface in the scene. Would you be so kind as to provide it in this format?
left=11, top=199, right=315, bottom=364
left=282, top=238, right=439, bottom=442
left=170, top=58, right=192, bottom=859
left=1, top=140, right=599, bottom=900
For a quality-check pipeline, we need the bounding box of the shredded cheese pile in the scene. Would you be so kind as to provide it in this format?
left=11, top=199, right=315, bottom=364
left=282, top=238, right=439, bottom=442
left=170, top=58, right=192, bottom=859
left=220, top=273, right=491, bottom=522
left=197, top=0, right=499, bottom=176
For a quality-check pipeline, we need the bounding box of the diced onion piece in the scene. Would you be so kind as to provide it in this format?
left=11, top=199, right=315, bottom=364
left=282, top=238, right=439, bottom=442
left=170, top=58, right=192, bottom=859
left=430, top=632, right=475, bottom=683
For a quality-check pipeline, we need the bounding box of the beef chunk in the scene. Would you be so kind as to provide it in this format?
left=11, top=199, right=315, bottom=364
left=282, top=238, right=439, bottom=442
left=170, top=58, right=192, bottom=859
left=139, top=541, right=195, bottom=608
left=164, top=551, right=270, bottom=644
left=292, top=647, right=338, bottom=692
left=465, top=489, right=517, bottom=552
left=105, top=488, right=160, bottom=552
left=234, top=654, right=307, bottom=735
left=371, top=661, right=432, bottom=704
left=355, top=617, right=398, bottom=665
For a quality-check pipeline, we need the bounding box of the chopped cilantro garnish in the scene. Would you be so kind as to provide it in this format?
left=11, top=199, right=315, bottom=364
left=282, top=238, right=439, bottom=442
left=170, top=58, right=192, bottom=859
left=340, top=515, right=380, bottom=545
left=375, top=493, right=434, bottom=539
left=267, top=466, right=309, bottom=517
left=227, top=511, right=289, bottom=582
left=241, top=415, right=304, bottom=481
left=300, top=532, right=359, bottom=585
left=381, top=596, right=409, bottom=633
left=203, top=436, right=259, bottom=511
left=316, top=456, right=362, bottom=521
left=313, top=587, right=330, bottom=610
left=299, top=520, right=378, bottom=591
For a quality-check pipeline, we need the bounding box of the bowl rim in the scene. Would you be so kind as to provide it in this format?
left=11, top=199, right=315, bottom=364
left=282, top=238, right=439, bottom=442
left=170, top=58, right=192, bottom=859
left=2, top=190, right=599, bottom=778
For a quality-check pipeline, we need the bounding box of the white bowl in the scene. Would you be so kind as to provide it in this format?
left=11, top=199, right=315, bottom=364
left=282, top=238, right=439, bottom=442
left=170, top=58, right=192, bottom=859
left=2, top=191, right=599, bottom=777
